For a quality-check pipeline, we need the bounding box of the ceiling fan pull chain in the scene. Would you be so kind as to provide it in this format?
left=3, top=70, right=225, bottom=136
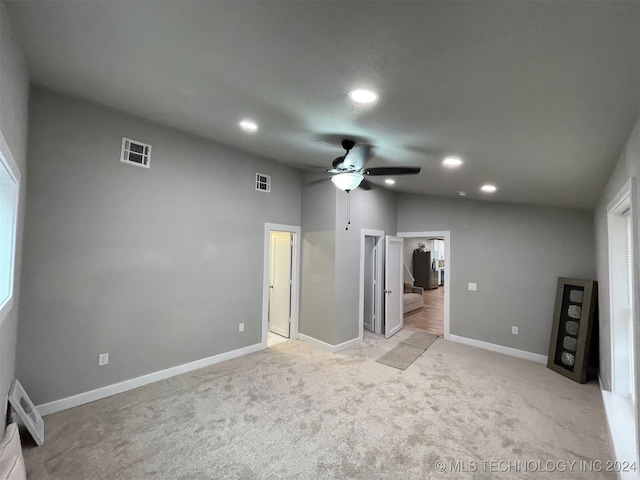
left=346, top=191, right=351, bottom=230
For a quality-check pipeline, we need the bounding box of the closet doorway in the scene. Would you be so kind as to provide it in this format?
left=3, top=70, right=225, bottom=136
left=359, top=229, right=384, bottom=339
left=262, top=223, right=301, bottom=348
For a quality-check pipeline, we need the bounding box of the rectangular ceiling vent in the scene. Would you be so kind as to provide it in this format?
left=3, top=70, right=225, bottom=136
left=121, top=137, right=151, bottom=169
left=256, top=173, right=271, bottom=193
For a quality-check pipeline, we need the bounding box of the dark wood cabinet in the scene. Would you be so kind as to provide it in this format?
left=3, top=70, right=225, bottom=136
left=413, top=251, right=438, bottom=290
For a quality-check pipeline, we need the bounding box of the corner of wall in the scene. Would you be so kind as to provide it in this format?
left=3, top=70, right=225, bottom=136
left=0, top=2, right=30, bottom=436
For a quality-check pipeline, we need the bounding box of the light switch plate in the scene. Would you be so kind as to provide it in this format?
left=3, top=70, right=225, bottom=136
left=468, top=283, right=477, bottom=291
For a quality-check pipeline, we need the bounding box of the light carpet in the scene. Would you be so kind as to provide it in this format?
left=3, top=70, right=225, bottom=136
left=24, top=329, right=615, bottom=479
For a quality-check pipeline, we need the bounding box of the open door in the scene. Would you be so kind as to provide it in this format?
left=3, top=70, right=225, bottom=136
left=363, top=236, right=377, bottom=333
left=385, top=235, right=403, bottom=338
left=269, top=231, right=292, bottom=338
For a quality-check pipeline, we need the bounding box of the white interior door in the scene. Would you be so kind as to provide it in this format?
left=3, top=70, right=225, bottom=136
left=363, top=237, right=376, bottom=332
left=385, top=235, right=403, bottom=338
left=269, top=231, right=292, bottom=337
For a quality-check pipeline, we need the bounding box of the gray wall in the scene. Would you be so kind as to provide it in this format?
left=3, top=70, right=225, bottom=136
left=594, top=120, right=639, bottom=391
left=299, top=179, right=336, bottom=344
left=334, top=187, right=397, bottom=344
left=398, top=194, right=596, bottom=356
left=299, top=180, right=397, bottom=346
left=0, top=3, right=29, bottom=436
left=18, top=88, right=301, bottom=405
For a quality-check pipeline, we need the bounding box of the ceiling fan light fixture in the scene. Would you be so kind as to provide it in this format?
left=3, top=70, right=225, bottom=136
left=348, top=89, right=378, bottom=104
left=331, top=173, right=364, bottom=191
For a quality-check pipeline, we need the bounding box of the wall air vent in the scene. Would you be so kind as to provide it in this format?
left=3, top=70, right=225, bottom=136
left=256, top=173, right=271, bottom=193
left=121, top=137, right=151, bottom=168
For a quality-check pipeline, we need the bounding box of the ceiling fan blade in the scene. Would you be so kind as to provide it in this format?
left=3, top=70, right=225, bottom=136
left=362, top=167, right=421, bottom=176
left=359, top=179, right=373, bottom=190
left=303, top=177, right=330, bottom=187
left=362, top=145, right=375, bottom=164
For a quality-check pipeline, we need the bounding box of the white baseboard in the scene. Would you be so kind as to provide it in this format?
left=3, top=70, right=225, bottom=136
left=36, top=342, right=265, bottom=416
left=448, top=334, right=547, bottom=364
left=298, top=333, right=361, bottom=352
left=333, top=336, right=361, bottom=352
left=599, top=378, right=639, bottom=479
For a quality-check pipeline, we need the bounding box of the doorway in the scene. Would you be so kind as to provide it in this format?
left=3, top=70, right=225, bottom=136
left=397, top=231, right=451, bottom=339
left=269, top=231, right=293, bottom=342
left=359, top=229, right=384, bottom=340
left=362, top=235, right=382, bottom=334
left=262, top=223, right=301, bottom=348
left=359, top=231, right=404, bottom=340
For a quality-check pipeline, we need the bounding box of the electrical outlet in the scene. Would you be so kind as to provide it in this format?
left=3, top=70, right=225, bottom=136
left=512, top=326, right=519, bottom=335
left=468, top=283, right=477, bottom=291
left=98, top=353, right=109, bottom=366
left=239, top=323, right=244, bottom=332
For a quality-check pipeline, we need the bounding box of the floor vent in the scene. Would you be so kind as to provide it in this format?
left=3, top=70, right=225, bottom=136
left=256, top=173, right=271, bottom=192
left=121, top=137, right=151, bottom=168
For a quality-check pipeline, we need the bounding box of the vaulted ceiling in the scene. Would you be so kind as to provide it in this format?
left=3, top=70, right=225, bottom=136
left=5, top=1, right=639, bottom=208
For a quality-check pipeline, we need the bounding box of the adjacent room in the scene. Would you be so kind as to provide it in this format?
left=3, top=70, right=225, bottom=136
left=402, top=236, right=446, bottom=337
left=0, top=1, right=638, bottom=479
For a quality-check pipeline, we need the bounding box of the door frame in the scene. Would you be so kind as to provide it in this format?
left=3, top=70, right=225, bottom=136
left=268, top=231, right=293, bottom=338
left=359, top=229, right=384, bottom=341
left=397, top=230, right=451, bottom=339
left=262, top=223, right=301, bottom=348
left=604, top=177, right=640, bottom=470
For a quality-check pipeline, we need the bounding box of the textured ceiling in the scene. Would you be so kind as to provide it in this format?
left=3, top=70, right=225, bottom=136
left=6, top=1, right=639, bottom=208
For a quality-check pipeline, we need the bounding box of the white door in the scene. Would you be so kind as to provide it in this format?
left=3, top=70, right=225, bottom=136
left=363, top=237, right=376, bottom=332
left=385, top=235, right=403, bottom=338
left=269, top=231, right=292, bottom=337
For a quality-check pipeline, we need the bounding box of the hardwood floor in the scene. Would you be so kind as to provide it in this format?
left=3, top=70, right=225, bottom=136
left=403, top=286, right=444, bottom=336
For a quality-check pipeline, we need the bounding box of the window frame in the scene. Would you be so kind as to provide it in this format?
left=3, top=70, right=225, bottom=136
left=607, top=180, right=638, bottom=401
left=0, top=129, right=21, bottom=327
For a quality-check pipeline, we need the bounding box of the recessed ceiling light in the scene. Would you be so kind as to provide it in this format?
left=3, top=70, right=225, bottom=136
left=239, top=119, right=258, bottom=133
left=348, top=89, right=378, bottom=104
left=480, top=184, right=497, bottom=193
left=385, top=179, right=396, bottom=185
left=442, top=156, right=463, bottom=168
left=458, top=191, right=467, bottom=197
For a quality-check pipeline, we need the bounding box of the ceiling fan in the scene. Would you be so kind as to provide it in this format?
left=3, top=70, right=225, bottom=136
left=326, top=139, right=421, bottom=230
left=327, top=139, right=421, bottom=192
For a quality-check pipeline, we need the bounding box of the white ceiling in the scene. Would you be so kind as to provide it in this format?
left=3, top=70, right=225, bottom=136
left=6, top=1, right=639, bottom=209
